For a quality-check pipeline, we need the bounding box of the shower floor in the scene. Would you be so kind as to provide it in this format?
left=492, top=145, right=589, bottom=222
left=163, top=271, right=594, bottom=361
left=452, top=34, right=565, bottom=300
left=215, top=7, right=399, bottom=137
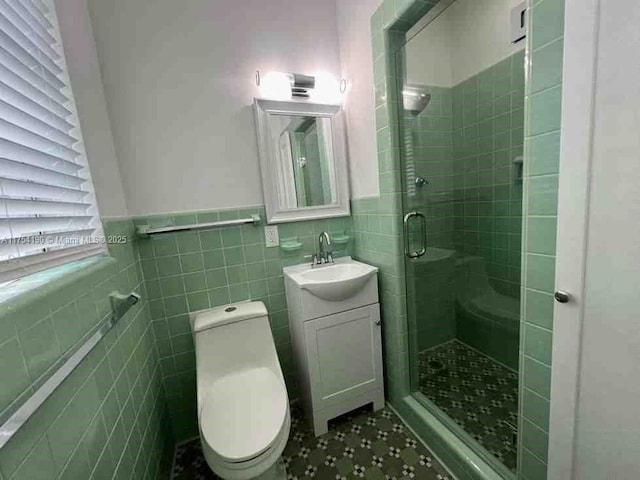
left=418, top=340, right=518, bottom=472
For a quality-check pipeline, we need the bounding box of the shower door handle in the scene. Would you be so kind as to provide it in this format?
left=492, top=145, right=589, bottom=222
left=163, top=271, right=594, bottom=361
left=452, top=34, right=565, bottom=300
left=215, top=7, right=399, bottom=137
left=403, top=211, right=427, bottom=259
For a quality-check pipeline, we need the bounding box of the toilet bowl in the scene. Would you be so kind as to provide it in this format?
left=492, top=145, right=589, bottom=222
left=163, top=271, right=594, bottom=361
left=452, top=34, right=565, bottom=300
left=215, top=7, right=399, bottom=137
left=190, top=302, right=290, bottom=480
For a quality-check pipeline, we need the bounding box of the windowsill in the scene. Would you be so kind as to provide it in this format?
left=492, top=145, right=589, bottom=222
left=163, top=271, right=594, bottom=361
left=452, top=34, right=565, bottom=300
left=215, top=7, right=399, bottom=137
left=0, top=254, right=117, bottom=306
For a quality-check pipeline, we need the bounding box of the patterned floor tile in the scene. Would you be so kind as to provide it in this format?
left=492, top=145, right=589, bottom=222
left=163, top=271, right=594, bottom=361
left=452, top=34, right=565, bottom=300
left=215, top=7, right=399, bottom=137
left=171, top=405, right=452, bottom=480
left=418, top=340, right=518, bottom=472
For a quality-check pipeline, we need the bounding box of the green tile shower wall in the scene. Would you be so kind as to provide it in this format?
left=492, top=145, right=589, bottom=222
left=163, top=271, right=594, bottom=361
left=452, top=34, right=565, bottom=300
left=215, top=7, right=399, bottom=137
left=351, top=196, right=409, bottom=401
left=450, top=52, right=525, bottom=369
left=451, top=51, right=525, bottom=298
left=134, top=206, right=353, bottom=441
left=367, top=0, right=565, bottom=478
left=518, top=0, right=565, bottom=478
left=0, top=219, right=173, bottom=480
left=402, top=86, right=457, bottom=354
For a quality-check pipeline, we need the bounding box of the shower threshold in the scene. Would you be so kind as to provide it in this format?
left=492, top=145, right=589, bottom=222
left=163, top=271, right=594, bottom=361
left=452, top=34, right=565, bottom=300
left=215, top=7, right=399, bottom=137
left=417, top=340, right=519, bottom=472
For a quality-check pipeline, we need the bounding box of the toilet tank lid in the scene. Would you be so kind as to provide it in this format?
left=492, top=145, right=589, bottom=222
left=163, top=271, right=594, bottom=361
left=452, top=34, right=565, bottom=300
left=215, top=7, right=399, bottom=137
left=193, top=302, right=268, bottom=333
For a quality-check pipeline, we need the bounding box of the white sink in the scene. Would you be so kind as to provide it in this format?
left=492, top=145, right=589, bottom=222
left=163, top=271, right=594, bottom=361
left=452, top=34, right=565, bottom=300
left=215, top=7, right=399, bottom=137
left=284, top=257, right=378, bottom=302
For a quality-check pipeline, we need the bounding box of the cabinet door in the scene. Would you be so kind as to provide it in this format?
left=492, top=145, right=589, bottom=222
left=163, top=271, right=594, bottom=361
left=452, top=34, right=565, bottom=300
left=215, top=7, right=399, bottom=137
left=304, top=304, right=383, bottom=410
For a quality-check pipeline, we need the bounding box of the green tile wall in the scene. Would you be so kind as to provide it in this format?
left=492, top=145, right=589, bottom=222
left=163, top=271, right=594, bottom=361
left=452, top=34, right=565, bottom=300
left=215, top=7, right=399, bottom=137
left=367, top=0, right=565, bottom=478
left=0, top=219, right=173, bottom=480
left=451, top=51, right=525, bottom=299
left=518, top=0, right=565, bottom=478
left=401, top=87, right=457, bottom=354
left=351, top=196, right=409, bottom=401
left=450, top=51, right=525, bottom=369
left=134, top=206, right=353, bottom=441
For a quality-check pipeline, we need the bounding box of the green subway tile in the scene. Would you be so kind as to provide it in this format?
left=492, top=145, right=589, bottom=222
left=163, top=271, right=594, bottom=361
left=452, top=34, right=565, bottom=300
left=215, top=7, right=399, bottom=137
left=529, top=85, right=562, bottom=136
left=227, top=265, right=248, bottom=285
left=183, top=272, right=207, bottom=293
left=0, top=338, right=30, bottom=413
left=167, top=315, right=191, bottom=337
left=208, top=287, right=230, bottom=308
left=218, top=210, right=239, bottom=221
left=525, top=289, right=554, bottom=329
left=91, top=442, right=116, bottom=479
left=151, top=236, right=178, bottom=257
left=532, top=0, right=565, bottom=50
left=249, top=280, right=269, bottom=298
left=530, top=131, right=560, bottom=176
left=18, top=318, right=61, bottom=382
left=145, top=279, right=162, bottom=299
left=202, top=250, right=225, bottom=270
left=205, top=269, right=228, bottom=289
left=223, top=247, right=245, bottom=266
left=523, top=388, right=551, bottom=432
left=171, top=333, right=194, bottom=353
left=246, top=262, right=267, bottom=280
left=140, top=259, right=158, bottom=279
left=176, top=232, right=201, bottom=253
left=524, top=356, right=552, bottom=399
left=82, top=412, right=109, bottom=468
left=10, top=435, right=55, bottom=480
left=521, top=447, right=548, bottom=480
left=524, top=324, right=553, bottom=365
left=195, top=211, right=218, bottom=223
left=512, top=48, right=526, bottom=88
left=244, top=243, right=265, bottom=263
left=179, top=252, right=205, bottom=273
left=164, top=296, right=188, bottom=317
left=156, top=256, right=181, bottom=277
left=528, top=175, right=558, bottom=215
left=526, top=254, right=556, bottom=293
left=220, top=227, right=242, bottom=248
left=187, top=292, right=209, bottom=312
left=242, top=225, right=263, bottom=244
left=527, top=217, right=557, bottom=255
left=229, top=284, right=251, bottom=303
left=267, top=277, right=285, bottom=295
left=173, top=213, right=197, bottom=226
left=57, top=442, right=92, bottom=480
left=199, top=230, right=222, bottom=250
left=531, top=38, right=564, bottom=94
left=159, top=277, right=185, bottom=297
left=50, top=303, right=82, bottom=352
left=265, top=259, right=283, bottom=278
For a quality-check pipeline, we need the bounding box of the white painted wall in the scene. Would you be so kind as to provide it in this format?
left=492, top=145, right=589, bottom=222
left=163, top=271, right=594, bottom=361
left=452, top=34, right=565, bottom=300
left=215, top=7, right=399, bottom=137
left=405, top=12, right=453, bottom=87
left=55, top=0, right=129, bottom=218
left=87, top=0, right=342, bottom=216
left=406, top=0, right=524, bottom=87
left=570, top=1, right=640, bottom=477
left=335, top=0, right=382, bottom=199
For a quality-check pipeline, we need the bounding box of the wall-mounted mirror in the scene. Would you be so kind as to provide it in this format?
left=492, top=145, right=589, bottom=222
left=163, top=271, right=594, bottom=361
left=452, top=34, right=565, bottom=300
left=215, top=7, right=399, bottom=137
left=253, top=99, right=350, bottom=223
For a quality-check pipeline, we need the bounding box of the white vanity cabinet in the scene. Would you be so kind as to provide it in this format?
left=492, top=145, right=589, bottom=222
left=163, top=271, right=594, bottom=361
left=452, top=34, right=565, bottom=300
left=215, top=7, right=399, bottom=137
left=284, top=259, right=385, bottom=436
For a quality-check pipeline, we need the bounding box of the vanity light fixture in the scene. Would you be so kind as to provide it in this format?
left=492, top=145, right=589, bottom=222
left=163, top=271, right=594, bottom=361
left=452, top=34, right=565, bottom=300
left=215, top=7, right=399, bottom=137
left=256, top=70, right=345, bottom=102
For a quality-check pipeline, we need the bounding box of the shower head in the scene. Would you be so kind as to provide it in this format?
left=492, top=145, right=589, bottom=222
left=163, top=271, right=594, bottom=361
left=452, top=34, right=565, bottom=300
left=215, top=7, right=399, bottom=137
left=403, top=85, right=431, bottom=116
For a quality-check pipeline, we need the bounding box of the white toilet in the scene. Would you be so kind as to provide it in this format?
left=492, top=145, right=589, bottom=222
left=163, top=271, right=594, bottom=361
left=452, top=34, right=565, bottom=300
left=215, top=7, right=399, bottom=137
left=190, top=302, right=291, bottom=480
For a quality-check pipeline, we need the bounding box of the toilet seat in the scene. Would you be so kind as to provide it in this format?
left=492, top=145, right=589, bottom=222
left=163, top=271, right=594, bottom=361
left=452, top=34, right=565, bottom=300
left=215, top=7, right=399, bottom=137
left=200, top=367, right=288, bottom=464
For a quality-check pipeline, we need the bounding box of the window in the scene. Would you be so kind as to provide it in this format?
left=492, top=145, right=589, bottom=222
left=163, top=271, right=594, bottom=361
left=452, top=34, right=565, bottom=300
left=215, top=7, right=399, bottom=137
left=0, top=0, right=104, bottom=283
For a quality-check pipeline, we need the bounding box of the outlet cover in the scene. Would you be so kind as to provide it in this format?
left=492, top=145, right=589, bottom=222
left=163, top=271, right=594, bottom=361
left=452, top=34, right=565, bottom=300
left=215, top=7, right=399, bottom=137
left=264, top=225, right=279, bottom=247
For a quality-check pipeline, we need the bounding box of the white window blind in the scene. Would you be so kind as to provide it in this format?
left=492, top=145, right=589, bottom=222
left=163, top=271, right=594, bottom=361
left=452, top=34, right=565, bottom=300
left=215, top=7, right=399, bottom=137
left=0, top=0, right=104, bottom=283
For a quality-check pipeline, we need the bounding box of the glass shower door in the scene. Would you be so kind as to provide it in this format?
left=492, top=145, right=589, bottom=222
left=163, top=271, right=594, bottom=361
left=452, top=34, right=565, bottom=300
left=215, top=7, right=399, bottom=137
left=397, top=2, right=524, bottom=474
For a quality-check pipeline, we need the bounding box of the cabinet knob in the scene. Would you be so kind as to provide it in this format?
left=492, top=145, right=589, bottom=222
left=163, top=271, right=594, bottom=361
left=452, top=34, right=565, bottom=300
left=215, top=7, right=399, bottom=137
left=374, top=319, right=381, bottom=326
left=554, top=291, right=571, bottom=304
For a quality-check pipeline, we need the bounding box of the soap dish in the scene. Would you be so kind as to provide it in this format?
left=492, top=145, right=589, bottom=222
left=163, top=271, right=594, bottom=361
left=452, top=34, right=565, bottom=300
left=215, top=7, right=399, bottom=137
left=280, top=238, right=303, bottom=252
left=331, top=234, right=350, bottom=245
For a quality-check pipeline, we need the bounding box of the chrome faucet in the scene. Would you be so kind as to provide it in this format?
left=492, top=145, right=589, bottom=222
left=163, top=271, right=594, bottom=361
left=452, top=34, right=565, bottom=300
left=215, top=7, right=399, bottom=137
left=312, top=232, right=334, bottom=266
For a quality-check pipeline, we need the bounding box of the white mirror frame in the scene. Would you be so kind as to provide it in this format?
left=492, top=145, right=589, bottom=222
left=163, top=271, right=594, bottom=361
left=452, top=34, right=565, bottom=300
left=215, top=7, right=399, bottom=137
left=253, top=98, right=351, bottom=224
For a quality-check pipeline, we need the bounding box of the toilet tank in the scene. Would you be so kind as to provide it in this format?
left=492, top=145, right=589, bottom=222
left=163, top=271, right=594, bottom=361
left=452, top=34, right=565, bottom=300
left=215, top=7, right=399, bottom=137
left=190, top=302, right=283, bottom=407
